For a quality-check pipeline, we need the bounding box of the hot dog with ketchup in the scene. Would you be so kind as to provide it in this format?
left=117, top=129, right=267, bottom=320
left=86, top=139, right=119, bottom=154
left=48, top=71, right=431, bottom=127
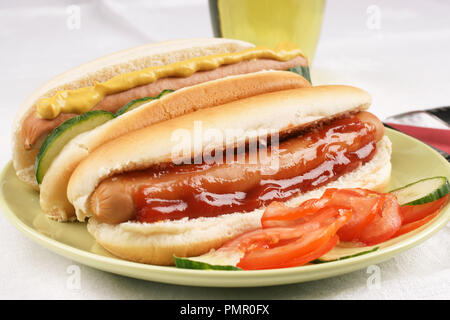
left=67, top=85, right=392, bottom=265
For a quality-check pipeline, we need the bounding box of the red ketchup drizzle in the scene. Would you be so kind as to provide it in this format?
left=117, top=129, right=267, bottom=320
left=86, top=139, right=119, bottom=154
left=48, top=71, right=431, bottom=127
left=133, top=116, right=377, bottom=223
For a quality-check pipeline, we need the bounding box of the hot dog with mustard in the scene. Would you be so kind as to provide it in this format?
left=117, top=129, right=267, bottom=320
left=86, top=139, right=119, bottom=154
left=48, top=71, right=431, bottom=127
left=11, top=38, right=311, bottom=221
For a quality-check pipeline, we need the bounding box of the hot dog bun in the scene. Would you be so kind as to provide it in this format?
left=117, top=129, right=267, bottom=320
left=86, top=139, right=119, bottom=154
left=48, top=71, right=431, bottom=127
left=12, top=38, right=255, bottom=191
left=67, top=85, right=373, bottom=222
left=86, top=136, right=392, bottom=265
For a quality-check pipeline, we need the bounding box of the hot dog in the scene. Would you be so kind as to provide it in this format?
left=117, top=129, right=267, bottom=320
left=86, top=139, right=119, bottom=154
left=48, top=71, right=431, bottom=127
left=11, top=38, right=311, bottom=221
left=66, top=85, right=392, bottom=265
left=91, top=111, right=384, bottom=225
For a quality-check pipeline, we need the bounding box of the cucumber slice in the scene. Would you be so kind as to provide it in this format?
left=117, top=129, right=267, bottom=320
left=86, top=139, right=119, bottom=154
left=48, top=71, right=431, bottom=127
left=35, top=110, right=114, bottom=184
left=174, top=248, right=243, bottom=271
left=114, top=97, right=154, bottom=117
left=114, top=89, right=174, bottom=117
left=313, top=245, right=379, bottom=263
left=390, top=176, right=450, bottom=206
left=287, top=65, right=311, bottom=83
left=157, top=89, right=174, bottom=97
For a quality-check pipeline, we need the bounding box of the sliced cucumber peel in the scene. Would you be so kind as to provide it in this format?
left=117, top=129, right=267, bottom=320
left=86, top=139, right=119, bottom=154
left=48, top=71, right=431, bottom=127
left=35, top=110, right=114, bottom=184
left=174, top=256, right=242, bottom=271
left=287, top=65, right=311, bottom=83
left=114, top=89, right=174, bottom=117
left=390, top=176, right=450, bottom=206
left=313, top=245, right=379, bottom=263
left=174, top=248, right=242, bottom=271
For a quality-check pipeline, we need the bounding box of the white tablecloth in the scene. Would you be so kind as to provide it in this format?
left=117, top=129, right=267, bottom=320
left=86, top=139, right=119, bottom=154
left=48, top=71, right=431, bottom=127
left=0, top=0, right=449, bottom=299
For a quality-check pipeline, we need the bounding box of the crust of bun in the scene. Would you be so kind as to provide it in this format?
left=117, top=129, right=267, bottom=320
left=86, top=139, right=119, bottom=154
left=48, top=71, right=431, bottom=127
left=87, top=136, right=392, bottom=265
left=12, top=38, right=254, bottom=190
left=68, top=84, right=372, bottom=221
left=39, top=71, right=310, bottom=221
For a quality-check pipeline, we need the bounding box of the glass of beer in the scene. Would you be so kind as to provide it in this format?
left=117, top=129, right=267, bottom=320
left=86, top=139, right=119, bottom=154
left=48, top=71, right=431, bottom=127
left=208, top=0, right=326, bottom=62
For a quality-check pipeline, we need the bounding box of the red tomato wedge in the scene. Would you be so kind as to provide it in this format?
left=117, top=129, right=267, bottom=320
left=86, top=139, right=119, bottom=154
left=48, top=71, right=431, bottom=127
left=224, top=207, right=349, bottom=250
left=261, top=198, right=328, bottom=228
left=223, top=226, right=315, bottom=251
left=335, top=190, right=384, bottom=242
left=400, top=195, right=448, bottom=225
left=236, top=211, right=351, bottom=270
left=262, top=189, right=385, bottom=242
left=356, top=194, right=402, bottom=245
left=395, top=212, right=440, bottom=237
left=261, top=189, right=352, bottom=228
left=265, top=236, right=339, bottom=269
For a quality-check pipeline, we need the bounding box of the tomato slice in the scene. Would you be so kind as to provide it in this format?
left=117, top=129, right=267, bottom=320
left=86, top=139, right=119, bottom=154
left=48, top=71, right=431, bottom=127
left=336, top=192, right=384, bottom=241
left=400, top=195, right=448, bottom=225
left=236, top=212, right=350, bottom=270
left=262, top=188, right=385, bottom=239
left=261, top=189, right=350, bottom=228
left=269, top=235, right=339, bottom=269
left=224, top=207, right=348, bottom=249
left=222, top=226, right=313, bottom=251
left=395, top=212, right=439, bottom=237
left=356, top=194, right=402, bottom=245
left=261, top=198, right=328, bottom=227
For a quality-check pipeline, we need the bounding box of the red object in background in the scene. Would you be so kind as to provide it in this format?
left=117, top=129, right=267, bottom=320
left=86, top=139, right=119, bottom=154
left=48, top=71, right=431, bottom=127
left=385, top=122, right=450, bottom=154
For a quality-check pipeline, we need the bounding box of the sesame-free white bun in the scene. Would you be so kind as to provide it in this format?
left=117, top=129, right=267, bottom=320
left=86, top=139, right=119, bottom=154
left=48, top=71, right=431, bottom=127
left=87, top=136, right=392, bottom=265
left=12, top=38, right=254, bottom=191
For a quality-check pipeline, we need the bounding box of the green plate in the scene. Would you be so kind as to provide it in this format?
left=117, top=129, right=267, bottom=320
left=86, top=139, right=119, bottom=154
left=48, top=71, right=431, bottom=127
left=1, top=129, right=449, bottom=287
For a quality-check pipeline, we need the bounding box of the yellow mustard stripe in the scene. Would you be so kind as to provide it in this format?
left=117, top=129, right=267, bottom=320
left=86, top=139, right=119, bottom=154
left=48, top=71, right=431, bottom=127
left=36, top=45, right=305, bottom=119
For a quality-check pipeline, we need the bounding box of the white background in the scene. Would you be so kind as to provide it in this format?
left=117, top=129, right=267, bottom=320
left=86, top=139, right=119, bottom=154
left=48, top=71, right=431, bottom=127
left=0, top=0, right=449, bottom=299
